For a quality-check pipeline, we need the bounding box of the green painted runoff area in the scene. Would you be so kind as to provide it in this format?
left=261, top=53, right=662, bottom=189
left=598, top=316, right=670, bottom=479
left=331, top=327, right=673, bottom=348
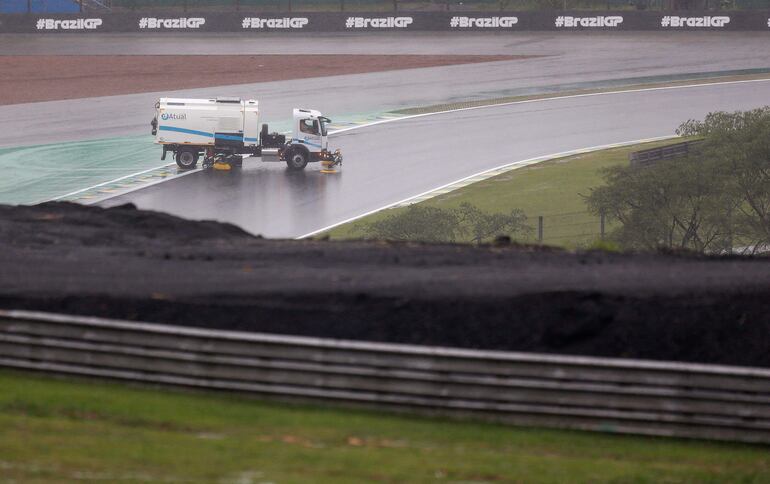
left=0, top=115, right=377, bottom=205
left=0, top=135, right=160, bottom=205
left=0, top=370, right=766, bottom=483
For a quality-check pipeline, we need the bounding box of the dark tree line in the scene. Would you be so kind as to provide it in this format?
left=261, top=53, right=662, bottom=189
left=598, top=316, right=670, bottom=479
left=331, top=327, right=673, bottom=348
left=356, top=202, right=532, bottom=243
left=586, top=108, right=770, bottom=254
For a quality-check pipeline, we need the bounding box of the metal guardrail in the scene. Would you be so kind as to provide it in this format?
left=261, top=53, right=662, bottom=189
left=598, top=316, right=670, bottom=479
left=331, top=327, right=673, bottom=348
left=1, top=309, right=769, bottom=444
left=629, top=139, right=704, bottom=167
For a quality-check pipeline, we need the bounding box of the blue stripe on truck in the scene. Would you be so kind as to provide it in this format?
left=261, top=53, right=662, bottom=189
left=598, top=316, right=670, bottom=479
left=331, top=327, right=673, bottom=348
left=215, top=133, right=243, bottom=141
left=159, top=126, right=259, bottom=143
left=293, top=138, right=322, bottom=149
left=158, top=126, right=214, bottom=138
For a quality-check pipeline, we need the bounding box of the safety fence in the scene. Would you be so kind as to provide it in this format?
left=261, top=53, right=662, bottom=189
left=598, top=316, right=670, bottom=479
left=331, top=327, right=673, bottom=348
left=629, top=139, right=703, bottom=167
left=530, top=210, right=606, bottom=247
left=2, top=9, right=770, bottom=31
left=1, top=309, right=769, bottom=443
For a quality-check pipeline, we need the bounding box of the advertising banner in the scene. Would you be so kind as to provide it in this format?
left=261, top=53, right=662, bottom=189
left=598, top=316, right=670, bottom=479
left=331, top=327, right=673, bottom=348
left=1, top=11, right=769, bottom=33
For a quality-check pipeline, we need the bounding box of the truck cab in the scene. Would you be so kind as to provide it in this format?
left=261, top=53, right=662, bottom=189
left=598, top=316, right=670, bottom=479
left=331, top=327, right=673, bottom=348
left=281, top=108, right=341, bottom=170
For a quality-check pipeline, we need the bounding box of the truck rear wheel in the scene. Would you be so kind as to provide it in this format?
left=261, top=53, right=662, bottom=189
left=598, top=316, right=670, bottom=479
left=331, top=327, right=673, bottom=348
left=286, top=149, right=308, bottom=171
left=176, top=149, right=199, bottom=170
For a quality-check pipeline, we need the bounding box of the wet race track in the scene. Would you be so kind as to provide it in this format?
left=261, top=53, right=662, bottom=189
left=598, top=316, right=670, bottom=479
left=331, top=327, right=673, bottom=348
left=103, top=79, right=770, bottom=238
left=3, top=33, right=770, bottom=237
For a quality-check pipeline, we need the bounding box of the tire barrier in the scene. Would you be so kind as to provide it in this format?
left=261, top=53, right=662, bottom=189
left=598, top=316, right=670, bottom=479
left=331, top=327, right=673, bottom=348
left=1, top=309, right=769, bottom=444
left=1, top=11, right=770, bottom=32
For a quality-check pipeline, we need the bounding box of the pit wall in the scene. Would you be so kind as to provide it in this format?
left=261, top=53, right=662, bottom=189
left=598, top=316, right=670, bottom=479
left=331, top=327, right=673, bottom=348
left=1, top=11, right=769, bottom=32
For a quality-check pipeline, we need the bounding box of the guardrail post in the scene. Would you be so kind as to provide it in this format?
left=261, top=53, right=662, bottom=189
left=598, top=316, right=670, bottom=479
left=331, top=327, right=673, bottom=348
left=538, top=216, right=543, bottom=244
left=600, top=211, right=606, bottom=240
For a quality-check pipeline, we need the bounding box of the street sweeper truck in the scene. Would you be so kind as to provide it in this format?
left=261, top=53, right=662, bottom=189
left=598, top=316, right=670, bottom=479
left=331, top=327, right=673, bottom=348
left=150, top=97, right=342, bottom=171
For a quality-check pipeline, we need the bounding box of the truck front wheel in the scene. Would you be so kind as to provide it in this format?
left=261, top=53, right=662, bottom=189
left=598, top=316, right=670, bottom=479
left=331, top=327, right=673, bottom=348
left=176, top=149, right=199, bottom=170
left=286, top=149, right=308, bottom=171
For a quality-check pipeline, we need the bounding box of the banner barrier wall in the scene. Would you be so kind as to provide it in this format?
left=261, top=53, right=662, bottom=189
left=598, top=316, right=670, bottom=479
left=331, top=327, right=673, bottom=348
left=1, top=11, right=769, bottom=33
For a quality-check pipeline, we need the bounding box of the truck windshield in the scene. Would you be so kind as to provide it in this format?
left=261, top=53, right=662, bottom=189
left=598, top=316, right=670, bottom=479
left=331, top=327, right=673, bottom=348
left=319, top=117, right=330, bottom=136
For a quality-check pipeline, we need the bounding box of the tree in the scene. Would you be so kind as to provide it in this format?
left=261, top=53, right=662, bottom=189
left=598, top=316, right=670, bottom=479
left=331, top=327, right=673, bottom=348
left=455, top=202, right=532, bottom=244
left=356, top=205, right=461, bottom=243
left=586, top=154, right=733, bottom=252
left=586, top=107, right=770, bottom=253
left=356, top=203, right=532, bottom=244
left=677, top=108, right=770, bottom=253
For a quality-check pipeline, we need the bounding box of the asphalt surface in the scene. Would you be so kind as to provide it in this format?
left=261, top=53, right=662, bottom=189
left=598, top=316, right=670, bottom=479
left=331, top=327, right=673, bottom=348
left=102, top=79, right=770, bottom=238
left=4, top=32, right=770, bottom=147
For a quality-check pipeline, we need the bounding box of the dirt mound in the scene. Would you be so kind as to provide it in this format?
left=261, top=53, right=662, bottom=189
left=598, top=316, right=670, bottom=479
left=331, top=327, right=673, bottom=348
left=0, top=202, right=250, bottom=246
left=0, top=55, right=531, bottom=105
left=2, top=202, right=769, bottom=367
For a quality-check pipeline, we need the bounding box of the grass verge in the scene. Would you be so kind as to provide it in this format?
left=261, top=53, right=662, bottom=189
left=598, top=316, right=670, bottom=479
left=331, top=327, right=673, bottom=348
left=1, top=369, right=768, bottom=483
left=390, top=72, right=770, bottom=117
left=326, top=139, right=676, bottom=248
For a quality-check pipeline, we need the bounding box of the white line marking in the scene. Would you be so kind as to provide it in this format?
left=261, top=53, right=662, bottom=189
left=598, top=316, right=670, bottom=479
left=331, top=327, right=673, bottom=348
left=82, top=167, right=202, bottom=206
left=41, top=133, right=291, bottom=205
left=40, top=161, right=176, bottom=204
left=296, top=135, right=677, bottom=239
left=328, top=77, right=770, bottom=136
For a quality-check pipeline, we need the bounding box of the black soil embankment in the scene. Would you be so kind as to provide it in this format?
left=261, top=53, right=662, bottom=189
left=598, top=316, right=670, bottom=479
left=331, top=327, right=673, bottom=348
left=2, top=202, right=769, bottom=367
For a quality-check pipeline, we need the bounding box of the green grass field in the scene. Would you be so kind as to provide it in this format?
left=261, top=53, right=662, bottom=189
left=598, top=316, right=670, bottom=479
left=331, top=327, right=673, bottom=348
left=327, top=140, right=677, bottom=248
left=1, top=370, right=767, bottom=483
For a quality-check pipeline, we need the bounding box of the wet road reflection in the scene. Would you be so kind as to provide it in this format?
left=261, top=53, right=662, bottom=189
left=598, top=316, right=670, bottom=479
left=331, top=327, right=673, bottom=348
left=102, top=80, right=770, bottom=238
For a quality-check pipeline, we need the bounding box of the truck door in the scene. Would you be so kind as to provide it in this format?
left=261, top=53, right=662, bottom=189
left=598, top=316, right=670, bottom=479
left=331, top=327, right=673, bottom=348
left=298, top=117, right=325, bottom=152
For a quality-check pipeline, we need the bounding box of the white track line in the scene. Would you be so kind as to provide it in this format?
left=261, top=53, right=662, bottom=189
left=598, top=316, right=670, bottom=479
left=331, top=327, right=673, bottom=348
left=328, top=77, right=770, bottom=136
left=296, top=136, right=677, bottom=239
left=45, top=76, right=769, bottom=207
left=41, top=161, right=177, bottom=204
left=82, top=167, right=202, bottom=206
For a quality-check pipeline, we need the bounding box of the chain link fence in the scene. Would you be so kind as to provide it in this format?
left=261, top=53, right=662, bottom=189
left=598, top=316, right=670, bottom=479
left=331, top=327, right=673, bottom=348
left=528, top=210, right=606, bottom=247
left=350, top=205, right=609, bottom=248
